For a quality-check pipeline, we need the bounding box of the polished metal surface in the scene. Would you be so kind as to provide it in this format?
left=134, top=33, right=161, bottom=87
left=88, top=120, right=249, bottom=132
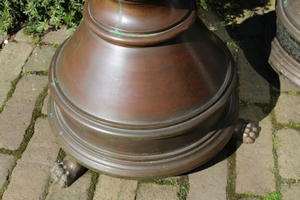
left=48, top=0, right=238, bottom=178
left=269, top=0, right=300, bottom=86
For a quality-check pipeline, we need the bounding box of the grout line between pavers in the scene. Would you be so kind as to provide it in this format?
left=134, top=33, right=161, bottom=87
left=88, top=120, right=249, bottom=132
left=39, top=148, right=66, bottom=200
left=226, top=42, right=270, bottom=199
left=0, top=74, right=22, bottom=113
left=268, top=86, right=299, bottom=190
left=138, top=177, right=187, bottom=200
left=87, top=171, right=100, bottom=200
left=225, top=43, right=239, bottom=200
left=226, top=139, right=238, bottom=200
left=39, top=175, right=53, bottom=200
left=226, top=138, right=266, bottom=199
left=0, top=82, right=49, bottom=198
left=269, top=84, right=283, bottom=195
left=0, top=156, right=18, bottom=198
left=178, top=175, right=189, bottom=200
left=268, top=84, right=300, bottom=197
left=0, top=43, right=36, bottom=112
left=16, top=85, right=49, bottom=156
left=134, top=180, right=141, bottom=200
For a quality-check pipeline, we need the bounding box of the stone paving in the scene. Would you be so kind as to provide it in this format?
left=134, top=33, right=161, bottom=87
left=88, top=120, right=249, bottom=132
left=0, top=4, right=300, bottom=200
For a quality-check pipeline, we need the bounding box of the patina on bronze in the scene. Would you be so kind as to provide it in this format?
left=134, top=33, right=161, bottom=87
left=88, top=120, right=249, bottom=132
left=269, top=0, right=300, bottom=86
left=48, top=0, right=259, bottom=187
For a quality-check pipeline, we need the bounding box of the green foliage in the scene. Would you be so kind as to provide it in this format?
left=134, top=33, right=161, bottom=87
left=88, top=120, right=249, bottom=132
left=0, top=0, right=84, bottom=36
left=264, top=191, right=282, bottom=200
left=289, top=91, right=298, bottom=95
left=199, top=0, right=212, bottom=10
left=198, top=0, right=242, bottom=25
left=198, top=0, right=271, bottom=25
left=154, top=179, right=178, bottom=185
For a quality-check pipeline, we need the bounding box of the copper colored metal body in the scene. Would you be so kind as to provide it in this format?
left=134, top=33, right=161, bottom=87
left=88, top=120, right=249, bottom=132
left=48, top=0, right=238, bottom=179
left=269, top=0, right=300, bottom=86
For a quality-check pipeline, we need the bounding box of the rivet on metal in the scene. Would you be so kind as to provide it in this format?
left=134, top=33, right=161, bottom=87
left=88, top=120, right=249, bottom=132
left=50, top=78, right=59, bottom=87
left=54, top=78, right=59, bottom=84
left=58, top=131, right=63, bottom=139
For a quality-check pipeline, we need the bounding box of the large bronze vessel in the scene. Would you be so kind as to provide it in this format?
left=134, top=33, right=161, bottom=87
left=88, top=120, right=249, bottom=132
left=48, top=0, right=258, bottom=186
left=269, top=0, right=300, bottom=86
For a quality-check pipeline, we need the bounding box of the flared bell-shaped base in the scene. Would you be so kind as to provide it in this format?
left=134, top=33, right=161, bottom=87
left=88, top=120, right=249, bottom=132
left=48, top=0, right=239, bottom=179
left=48, top=92, right=238, bottom=179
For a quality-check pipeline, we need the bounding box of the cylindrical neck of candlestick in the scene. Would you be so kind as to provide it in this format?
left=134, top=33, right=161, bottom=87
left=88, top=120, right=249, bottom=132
left=84, top=0, right=196, bottom=46
left=117, top=0, right=159, bottom=4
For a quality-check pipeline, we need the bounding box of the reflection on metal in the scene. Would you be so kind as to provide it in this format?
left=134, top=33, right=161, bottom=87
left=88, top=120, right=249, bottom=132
left=269, top=0, right=300, bottom=86
left=48, top=0, right=239, bottom=179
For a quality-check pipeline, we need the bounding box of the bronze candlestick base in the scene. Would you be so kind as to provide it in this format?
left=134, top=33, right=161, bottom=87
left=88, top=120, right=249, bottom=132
left=269, top=0, right=300, bottom=86
left=48, top=0, right=259, bottom=187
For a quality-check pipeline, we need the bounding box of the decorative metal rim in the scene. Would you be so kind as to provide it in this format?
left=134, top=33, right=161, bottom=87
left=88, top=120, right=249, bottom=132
left=276, top=0, right=300, bottom=42
left=48, top=92, right=237, bottom=179
left=83, top=0, right=197, bottom=46
left=276, top=19, right=300, bottom=64
left=269, top=38, right=300, bottom=87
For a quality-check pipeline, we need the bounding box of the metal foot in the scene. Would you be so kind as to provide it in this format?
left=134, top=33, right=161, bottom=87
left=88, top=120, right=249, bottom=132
left=51, top=157, right=87, bottom=187
left=232, top=119, right=260, bottom=144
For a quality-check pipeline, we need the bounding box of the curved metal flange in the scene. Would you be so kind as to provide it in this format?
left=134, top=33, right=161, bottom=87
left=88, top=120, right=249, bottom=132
left=269, top=37, right=300, bottom=87
left=48, top=92, right=238, bottom=179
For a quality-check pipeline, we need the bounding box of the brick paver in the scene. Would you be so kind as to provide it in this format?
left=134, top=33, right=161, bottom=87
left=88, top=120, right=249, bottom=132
left=0, top=154, right=14, bottom=189
left=0, top=75, right=47, bottom=150
left=42, top=92, right=50, bottom=115
left=21, top=118, right=60, bottom=166
left=0, top=42, right=34, bottom=105
left=276, top=129, right=300, bottom=179
left=94, top=175, right=138, bottom=200
left=275, top=94, right=300, bottom=124
left=187, top=149, right=228, bottom=200
left=236, top=116, right=275, bottom=196
left=281, top=184, right=300, bottom=200
left=42, top=28, right=69, bottom=44
left=23, top=46, right=56, bottom=72
left=2, top=161, right=51, bottom=200
left=278, top=76, right=300, bottom=92
left=14, top=29, right=31, bottom=43
left=46, top=173, right=91, bottom=200
left=136, top=183, right=179, bottom=200
left=2, top=118, right=59, bottom=200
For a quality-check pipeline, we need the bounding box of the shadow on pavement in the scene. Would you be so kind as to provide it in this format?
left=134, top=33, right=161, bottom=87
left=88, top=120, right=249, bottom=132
left=226, top=10, right=279, bottom=89
left=187, top=1, right=280, bottom=174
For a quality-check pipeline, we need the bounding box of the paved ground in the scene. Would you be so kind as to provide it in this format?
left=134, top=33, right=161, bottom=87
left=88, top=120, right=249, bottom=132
left=0, top=3, right=300, bottom=200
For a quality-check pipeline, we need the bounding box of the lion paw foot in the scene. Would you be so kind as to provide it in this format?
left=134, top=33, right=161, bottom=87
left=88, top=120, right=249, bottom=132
left=233, top=119, right=260, bottom=144
left=50, top=157, right=86, bottom=187
left=242, top=120, right=260, bottom=144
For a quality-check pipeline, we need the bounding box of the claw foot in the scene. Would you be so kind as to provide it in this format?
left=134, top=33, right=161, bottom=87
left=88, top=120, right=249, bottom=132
left=51, top=157, right=87, bottom=187
left=232, top=119, right=260, bottom=144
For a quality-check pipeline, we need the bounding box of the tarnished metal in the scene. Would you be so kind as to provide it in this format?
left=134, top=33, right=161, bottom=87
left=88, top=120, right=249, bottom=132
left=48, top=0, right=239, bottom=179
left=269, top=0, right=300, bottom=86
